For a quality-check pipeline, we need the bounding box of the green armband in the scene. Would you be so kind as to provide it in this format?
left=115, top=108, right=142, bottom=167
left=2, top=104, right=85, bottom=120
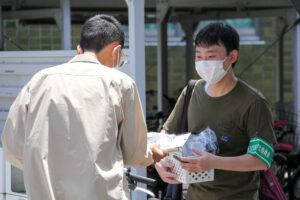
left=247, top=137, right=274, bottom=167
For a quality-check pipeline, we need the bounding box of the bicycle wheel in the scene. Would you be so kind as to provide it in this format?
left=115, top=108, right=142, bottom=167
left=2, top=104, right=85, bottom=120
left=294, top=174, right=300, bottom=200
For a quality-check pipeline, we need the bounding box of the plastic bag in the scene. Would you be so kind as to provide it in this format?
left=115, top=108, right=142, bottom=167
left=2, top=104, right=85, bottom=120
left=182, top=127, right=218, bottom=157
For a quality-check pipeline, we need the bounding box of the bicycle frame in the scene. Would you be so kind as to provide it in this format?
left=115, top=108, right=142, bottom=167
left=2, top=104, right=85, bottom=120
left=261, top=168, right=288, bottom=200
left=259, top=120, right=292, bottom=200
left=124, top=168, right=160, bottom=199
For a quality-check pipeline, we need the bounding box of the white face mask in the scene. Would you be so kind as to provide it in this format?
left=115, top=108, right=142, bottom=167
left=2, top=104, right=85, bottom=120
left=112, top=47, right=129, bottom=69
left=195, top=57, right=230, bottom=84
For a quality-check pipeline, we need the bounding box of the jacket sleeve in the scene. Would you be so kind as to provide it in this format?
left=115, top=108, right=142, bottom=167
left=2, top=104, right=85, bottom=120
left=120, top=81, right=153, bottom=167
left=1, top=84, right=31, bottom=170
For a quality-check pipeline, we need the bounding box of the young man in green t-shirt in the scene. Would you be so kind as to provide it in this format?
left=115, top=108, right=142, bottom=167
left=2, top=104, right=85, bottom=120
left=155, top=23, right=277, bottom=200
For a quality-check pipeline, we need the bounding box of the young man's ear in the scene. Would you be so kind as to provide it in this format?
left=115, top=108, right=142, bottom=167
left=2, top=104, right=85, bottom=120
left=230, top=50, right=238, bottom=64
left=77, top=45, right=83, bottom=55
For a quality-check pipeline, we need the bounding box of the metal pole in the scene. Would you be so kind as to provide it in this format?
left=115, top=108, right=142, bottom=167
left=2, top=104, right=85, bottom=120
left=185, top=31, right=194, bottom=82
left=293, top=12, right=300, bottom=151
left=60, top=0, right=71, bottom=50
left=156, top=0, right=169, bottom=114
left=157, top=19, right=168, bottom=112
left=125, top=0, right=146, bottom=199
left=276, top=17, right=287, bottom=111
left=180, top=20, right=198, bottom=83
left=276, top=35, right=284, bottom=105
left=0, top=1, right=3, bottom=51
left=126, top=0, right=146, bottom=112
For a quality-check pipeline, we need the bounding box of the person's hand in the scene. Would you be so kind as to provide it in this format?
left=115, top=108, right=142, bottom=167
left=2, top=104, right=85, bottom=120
left=181, top=149, right=216, bottom=172
left=155, top=160, right=181, bottom=184
left=149, top=143, right=166, bottom=163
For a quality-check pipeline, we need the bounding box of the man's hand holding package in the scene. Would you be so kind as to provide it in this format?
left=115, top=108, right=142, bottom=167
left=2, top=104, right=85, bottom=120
left=149, top=143, right=166, bottom=163
left=154, top=160, right=180, bottom=184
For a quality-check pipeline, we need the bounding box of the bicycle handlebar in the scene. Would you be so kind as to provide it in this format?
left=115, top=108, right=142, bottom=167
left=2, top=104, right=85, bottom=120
left=124, top=168, right=157, bottom=187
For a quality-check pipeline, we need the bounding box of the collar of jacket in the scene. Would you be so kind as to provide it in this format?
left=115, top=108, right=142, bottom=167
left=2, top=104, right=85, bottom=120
left=69, top=54, right=101, bottom=65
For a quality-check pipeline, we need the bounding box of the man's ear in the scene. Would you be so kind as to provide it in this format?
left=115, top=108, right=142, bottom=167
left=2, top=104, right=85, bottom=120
left=111, top=44, right=122, bottom=58
left=111, top=43, right=122, bottom=67
left=230, top=50, right=238, bottom=64
left=77, top=45, right=83, bottom=55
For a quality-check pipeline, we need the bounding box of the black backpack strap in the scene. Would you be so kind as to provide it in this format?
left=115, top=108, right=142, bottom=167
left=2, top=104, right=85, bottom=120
left=166, top=80, right=197, bottom=200
left=180, top=79, right=197, bottom=133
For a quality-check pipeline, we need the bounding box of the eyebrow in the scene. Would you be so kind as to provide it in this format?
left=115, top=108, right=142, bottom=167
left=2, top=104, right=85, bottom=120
left=196, top=49, right=217, bottom=53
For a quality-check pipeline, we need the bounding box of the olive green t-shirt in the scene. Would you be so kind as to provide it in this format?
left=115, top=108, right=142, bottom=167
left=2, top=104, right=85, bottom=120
left=163, top=79, right=276, bottom=200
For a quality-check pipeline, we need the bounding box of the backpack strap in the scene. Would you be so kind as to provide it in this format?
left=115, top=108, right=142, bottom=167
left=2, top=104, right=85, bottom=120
left=180, top=79, right=197, bottom=133
left=165, top=80, right=197, bottom=200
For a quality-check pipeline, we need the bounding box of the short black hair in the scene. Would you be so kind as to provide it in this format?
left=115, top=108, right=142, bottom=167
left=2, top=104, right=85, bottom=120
left=80, top=15, right=125, bottom=53
left=195, top=22, right=240, bottom=67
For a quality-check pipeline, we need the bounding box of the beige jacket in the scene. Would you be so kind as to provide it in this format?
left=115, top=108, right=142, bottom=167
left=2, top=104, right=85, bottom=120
left=1, top=54, right=153, bottom=200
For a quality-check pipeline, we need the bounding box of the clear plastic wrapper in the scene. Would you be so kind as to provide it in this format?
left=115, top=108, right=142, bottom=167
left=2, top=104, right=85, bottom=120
left=182, top=127, right=219, bottom=157
left=149, top=128, right=218, bottom=184
left=148, top=127, right=218, bottom=156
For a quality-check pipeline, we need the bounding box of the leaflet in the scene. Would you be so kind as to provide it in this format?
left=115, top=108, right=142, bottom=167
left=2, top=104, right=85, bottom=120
left=148, top=132, right=191, bottom=153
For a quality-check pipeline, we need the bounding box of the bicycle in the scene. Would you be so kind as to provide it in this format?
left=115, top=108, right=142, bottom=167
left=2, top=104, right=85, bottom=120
left=146, top=89, right=176, bottom=132
left=272, top=150, right=300, bottom=200
left=145, top=90, right=178, bottom=198
left=260, top=119, right=300, bottom=200
left=273, top=120, right=300, bottom=200
left=124, top=167, right=162, bottom=200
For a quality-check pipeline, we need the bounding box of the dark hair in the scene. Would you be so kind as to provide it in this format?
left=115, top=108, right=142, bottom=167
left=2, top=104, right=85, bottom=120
left=195, top=22, right=240, bottom=67
left=80, top=15, right=125, bottom=53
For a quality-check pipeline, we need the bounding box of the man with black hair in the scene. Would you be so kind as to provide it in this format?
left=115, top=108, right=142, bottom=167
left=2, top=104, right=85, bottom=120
left=2, top=14, right=164, bottom=200
left=155, top=22, right=276, bottom=200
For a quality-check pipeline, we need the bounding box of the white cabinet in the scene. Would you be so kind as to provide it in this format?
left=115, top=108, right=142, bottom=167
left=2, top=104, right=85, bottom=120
left=0, top=194, right=27, bottom=200
left=4, top=159, right=26, bottom=197
left=0, top=149, right=26, bottom=198
left=0, top=149, right=5, bottom=194
left=5, top=194, right=27, bottom=200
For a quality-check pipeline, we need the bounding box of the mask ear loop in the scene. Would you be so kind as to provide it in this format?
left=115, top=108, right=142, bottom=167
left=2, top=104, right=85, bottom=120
left=112, top=46, right=120, bottom=67
left=223, top=55, right=232, bottom=72
left=117, top=49, right=120, bottom=67
left=112, top=48, right=115, bottom=67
